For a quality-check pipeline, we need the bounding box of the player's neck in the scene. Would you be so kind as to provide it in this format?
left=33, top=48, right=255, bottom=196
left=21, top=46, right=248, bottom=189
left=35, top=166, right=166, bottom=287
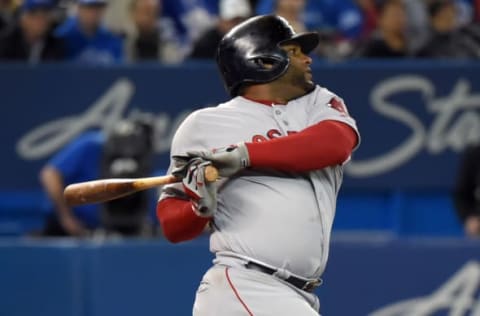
left=242, top=86, right=288, bottom=105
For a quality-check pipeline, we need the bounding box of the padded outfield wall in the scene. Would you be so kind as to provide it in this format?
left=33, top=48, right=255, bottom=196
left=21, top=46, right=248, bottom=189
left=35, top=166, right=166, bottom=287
left=0, top=237, right=479, bottom=316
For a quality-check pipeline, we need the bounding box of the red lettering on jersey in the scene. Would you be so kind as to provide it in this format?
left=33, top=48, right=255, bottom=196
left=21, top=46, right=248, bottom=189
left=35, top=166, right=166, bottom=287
left=329, top=97, right=348, bottom=116
left=252, top=129, right=298, bottom=142
left=252, top=135, right=268, bottom=142
left=267, top=129, right=282, bottom=139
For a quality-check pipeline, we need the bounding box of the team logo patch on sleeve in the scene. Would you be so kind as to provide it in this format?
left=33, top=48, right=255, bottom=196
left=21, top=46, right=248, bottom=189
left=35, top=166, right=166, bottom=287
left=328, top=97, right=349, bottom=116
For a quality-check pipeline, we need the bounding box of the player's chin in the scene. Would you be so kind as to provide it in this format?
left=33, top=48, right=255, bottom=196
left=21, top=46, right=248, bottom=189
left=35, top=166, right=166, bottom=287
left=305, top=74, right=314, bottom=87
left=303, top=79, right=315, bottom=92
left=292, top=75, right=315, bottom=93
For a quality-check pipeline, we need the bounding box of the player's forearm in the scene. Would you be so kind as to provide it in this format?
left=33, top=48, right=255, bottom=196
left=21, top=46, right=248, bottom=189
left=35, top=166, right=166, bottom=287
left=246, top=120, right=358, bottom=172
left=156, top=197, right=210, bottom=243
left=39, top=166, right=74, bottom=217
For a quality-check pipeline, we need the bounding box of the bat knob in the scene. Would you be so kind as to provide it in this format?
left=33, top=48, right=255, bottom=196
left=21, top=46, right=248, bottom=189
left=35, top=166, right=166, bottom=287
left=204, top=165, right=219, bottom=182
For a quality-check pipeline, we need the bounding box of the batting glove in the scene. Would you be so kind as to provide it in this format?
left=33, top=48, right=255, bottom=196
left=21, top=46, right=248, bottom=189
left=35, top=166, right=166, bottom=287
left=188, top=142, right=250, bottom=177
left=173, top=157, right=217, bottom=217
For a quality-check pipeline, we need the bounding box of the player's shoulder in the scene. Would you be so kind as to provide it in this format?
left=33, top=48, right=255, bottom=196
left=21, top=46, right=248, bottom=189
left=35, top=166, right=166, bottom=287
left=183, top=103, right=223, bottom=123
left=173, top=101, right=225, bottom=133
left=288, top=85, right=337, bottom=107
left=179, top=96, right=261, bottom=130
left=310, top=85, right=338, bottom=104
left=186, top=98, right=243, bottom=119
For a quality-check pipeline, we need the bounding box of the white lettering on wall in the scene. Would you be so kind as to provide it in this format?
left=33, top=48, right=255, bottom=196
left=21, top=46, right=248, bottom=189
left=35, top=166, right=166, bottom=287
left=346, top=76, right=480, bottom=177
left=17, top=75, right=480, bottom=176
left=369, top=261, right=480, bottom=316
left=16, top=78, right=192, bottom=160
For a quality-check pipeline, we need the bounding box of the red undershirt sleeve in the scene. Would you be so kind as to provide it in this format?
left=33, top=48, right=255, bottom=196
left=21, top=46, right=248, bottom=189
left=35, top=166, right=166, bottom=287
left=245, top=120, right=358, bottom=172
left=156, top=197, right=210, bottom=243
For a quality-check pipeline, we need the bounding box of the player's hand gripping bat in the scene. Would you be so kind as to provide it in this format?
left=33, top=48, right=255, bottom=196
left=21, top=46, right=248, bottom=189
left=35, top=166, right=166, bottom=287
left=63, top=165, right=218, bottom=206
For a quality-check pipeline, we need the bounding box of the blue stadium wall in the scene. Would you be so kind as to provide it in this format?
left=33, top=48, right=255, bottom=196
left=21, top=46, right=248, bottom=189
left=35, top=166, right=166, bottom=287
left=1, top=61, right=480, bottom=315
left=2, top=60, right=478, bottom=236
left=1, top=237, right=480, bottom=316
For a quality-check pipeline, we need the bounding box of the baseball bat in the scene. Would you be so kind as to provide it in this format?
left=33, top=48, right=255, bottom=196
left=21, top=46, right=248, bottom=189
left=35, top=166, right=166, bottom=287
left=63, top=165, right=218, bottom=206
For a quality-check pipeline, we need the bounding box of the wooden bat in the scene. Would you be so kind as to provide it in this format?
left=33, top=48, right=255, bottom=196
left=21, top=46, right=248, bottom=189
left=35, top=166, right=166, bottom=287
left=64, top=165, right=218, bottom=206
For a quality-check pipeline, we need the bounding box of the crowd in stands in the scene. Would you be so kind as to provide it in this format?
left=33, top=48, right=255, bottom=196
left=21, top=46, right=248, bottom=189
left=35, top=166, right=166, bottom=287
left=0, top=0, right=479, bottom=64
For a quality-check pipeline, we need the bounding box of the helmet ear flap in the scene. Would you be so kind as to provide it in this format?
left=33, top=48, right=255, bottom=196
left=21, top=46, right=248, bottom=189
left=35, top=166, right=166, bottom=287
left=251, top=57, right=280, bottom=70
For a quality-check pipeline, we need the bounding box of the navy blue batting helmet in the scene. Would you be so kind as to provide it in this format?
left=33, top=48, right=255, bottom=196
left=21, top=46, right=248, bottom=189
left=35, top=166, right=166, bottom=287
left=216, top=15, right=320, bottom=97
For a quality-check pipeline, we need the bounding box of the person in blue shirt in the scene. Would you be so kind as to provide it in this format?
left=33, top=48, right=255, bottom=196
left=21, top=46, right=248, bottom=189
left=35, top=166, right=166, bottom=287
left=55, top=0, right=123, bottom=65
left=161, top=0, right=216, bottom=55
left=40, top=130, right=104, bottom=236
left=39, top=118, right=156, bottom=237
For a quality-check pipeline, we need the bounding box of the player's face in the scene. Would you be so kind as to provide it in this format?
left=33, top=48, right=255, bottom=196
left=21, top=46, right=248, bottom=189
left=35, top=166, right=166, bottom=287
left=279, top=43, right=315, bottom=95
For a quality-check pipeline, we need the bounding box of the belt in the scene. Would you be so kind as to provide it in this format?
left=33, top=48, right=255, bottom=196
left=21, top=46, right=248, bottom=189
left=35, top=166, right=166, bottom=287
left=245, top=261, right=322, bottom=292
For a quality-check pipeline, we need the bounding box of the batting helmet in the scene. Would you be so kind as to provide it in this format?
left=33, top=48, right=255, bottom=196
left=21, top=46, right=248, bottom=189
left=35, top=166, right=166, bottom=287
left=216, top=15, right=320, bottom=97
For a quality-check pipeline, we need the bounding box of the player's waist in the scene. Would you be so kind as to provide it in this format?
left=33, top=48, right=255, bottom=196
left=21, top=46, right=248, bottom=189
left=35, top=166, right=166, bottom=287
left=214, top=251, right=323, bottom=293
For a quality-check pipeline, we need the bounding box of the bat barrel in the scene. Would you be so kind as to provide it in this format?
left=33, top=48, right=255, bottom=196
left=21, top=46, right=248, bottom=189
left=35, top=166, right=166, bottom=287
left=64, top=179, right=140, bottom=206
left=63, top=166, right=218, bottom=206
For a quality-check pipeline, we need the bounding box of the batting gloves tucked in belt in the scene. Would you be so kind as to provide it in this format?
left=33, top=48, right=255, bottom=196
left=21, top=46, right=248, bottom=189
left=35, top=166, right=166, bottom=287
left=173, top=157, right=217, bottom=217
left=188, top=142, right=250, bottom=177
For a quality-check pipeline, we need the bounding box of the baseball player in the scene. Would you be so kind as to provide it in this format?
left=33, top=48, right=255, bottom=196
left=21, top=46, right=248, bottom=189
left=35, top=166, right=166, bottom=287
left=157, top=15, right=360, bottom=315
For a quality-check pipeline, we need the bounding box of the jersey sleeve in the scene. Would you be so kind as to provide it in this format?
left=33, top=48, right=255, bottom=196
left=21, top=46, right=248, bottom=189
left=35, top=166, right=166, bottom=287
left=306, top=86, right=361, bottom=151
left=158, top=110, right=207, bottom=202
left=156, top=110, right=214, bottom=242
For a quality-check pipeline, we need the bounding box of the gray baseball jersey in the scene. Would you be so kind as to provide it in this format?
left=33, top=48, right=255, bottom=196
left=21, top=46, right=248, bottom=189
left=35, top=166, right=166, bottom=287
left=160, top=85, right=360, bottom=282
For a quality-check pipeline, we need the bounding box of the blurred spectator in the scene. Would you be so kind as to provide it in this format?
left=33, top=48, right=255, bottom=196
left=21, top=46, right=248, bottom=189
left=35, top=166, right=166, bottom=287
left=0, top=0, right=19, bottom=33
left=403, top=0, right=430, bottom=53
left=403, top=0, right=475, bottom=53
left=355, top=0, right=379, bottom=38
left=126, top=0, right=181, bottom=63
left=202, top=0, right=259, bottom=14
left=457, top=0, right=475, bottom=26
left=189, top=0, right=251, bottom=59
left=102, top=0, right=133, bottom=34
left=453, top=144, right=480, bottom=238
left=415, top=0, right=480, bottom=58
left=103, top=0, right=214, bottom=60
left=39, top=118, right=155, bottom=237
left=475, top=0, right=480, bottom=22
left=256, top=0, right=364, bottom=60
left=274, top=0, right=307, bottom=33
left=40, top=130, right=103, bottom=237
left=353, top=0, right=408, bottom=58
left=54, top=0, right=123, bottom=65
left=161, top=0, right=215, bottom=56
left=0, top=0, right=65, bottom=62
left=256, top=0, right=364, bottom=40
left=106, top=0, right=182, bottom=63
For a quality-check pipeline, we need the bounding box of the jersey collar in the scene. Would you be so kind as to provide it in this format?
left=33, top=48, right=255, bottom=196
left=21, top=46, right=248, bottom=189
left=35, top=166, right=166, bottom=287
left=242, top=96, right=287, bottom=106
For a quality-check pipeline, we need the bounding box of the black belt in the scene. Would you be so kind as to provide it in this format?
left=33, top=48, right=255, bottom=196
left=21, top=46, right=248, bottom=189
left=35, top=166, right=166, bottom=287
left=245, top=261, right=322, bottom=292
